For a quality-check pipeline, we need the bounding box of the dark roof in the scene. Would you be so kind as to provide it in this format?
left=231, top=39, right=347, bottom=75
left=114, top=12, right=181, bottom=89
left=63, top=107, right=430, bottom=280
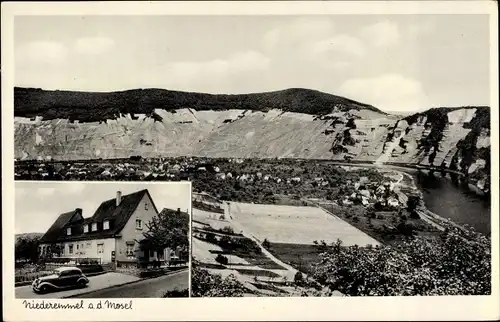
left=42, top=189, right=158, bottom=243
left=40, top=209, right=82, bottom=243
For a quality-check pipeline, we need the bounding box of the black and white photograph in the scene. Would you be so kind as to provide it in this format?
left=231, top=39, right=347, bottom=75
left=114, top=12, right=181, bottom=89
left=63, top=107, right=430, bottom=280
left=2, top=1, right=498, bottom=321
left=15, top=182, right=191, bottom=299
left=11, top=13, right=493, bottom=298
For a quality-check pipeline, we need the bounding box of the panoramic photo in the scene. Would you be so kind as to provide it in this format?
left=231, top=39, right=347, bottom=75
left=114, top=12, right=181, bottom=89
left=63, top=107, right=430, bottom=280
left=13, top=14, right=491, bottom=297
left=15, top=182, right=190, bottom=298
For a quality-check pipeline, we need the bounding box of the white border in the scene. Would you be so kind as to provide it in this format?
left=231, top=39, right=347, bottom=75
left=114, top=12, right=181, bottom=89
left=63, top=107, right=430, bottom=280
left=2, top=1, right=499, bottom=321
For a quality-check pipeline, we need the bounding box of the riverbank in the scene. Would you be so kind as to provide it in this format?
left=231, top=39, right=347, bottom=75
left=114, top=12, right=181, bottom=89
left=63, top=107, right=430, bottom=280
left=389, top=169, right=490, bottom=239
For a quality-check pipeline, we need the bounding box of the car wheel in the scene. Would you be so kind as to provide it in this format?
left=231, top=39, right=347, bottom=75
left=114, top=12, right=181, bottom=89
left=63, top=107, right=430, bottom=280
left=78, top=280, right=87, bottom=288
left=40, top=285, right=50, bottom=294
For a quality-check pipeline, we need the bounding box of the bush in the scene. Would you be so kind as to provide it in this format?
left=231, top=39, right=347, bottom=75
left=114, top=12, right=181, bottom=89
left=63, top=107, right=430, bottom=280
left=262, top=238, right=271, bottom=248
left=191, top=266, right=247, bottom=297
left=410, top=211, right=420, bottom=219
left=163, top=288, right=189, bottom=297
left=221, top=226, right=234, bottom=234
left=77, top=264, right=104, bottom=274
left=206, top=232, right=217, bottom=244
left=139, top=268, right=166, bottom=278
left=294, top=271, right=304, bottom=285
left=215, top=254, right=229, bottom=265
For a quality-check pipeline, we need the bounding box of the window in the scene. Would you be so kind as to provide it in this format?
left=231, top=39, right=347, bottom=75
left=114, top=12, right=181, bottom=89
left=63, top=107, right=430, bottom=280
left=97, top=243, right=104, bottom=254
left=145, top=202, right=149, bottom=210
left=86, top=242, right=91, bottom=248
left=91, top=223, right=97, bottom=231
left=66, top=227, right=71, bottom=235
left=76, top=244, right=79, bottom=250
left=68, top=244, right=73, bottom=254
left=103, top=220, right=110, bottom=230
left=83, top=225, right=89, bottom=233
left=136, top=219, right=142, bottom=229
left=126, top=244, right=134, bottom=257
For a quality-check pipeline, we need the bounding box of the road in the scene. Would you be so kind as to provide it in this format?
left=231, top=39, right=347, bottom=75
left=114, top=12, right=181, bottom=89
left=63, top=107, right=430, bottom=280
left=71, top=269, right=188, bottom=298
left=16, top=272, right=141, bottom=299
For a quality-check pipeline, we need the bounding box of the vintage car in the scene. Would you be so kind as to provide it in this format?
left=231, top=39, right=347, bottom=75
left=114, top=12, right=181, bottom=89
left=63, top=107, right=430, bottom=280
left=32, top=267, right=89, bottom=294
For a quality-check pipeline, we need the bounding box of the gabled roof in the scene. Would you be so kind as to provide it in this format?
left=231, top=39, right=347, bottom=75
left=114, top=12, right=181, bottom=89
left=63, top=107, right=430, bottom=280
left=40, top=209, right=83, bottom=243
left=41, top=189, right=158, bottom=243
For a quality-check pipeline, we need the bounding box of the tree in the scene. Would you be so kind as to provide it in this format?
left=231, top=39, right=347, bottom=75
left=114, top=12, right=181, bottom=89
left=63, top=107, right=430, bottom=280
left=140, top=208, right=189, bottom=254
left=15, top=235, right=41, bottom=263
left=407, top=195, right=420, bottom=213
left=294, top=271, right=304, bottom=285
left=262, top=238, right=271, bottom=248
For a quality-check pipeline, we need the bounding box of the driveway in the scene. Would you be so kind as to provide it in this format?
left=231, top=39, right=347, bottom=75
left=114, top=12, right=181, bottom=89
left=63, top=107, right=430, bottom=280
left=15, top=272, right=141, bottom=299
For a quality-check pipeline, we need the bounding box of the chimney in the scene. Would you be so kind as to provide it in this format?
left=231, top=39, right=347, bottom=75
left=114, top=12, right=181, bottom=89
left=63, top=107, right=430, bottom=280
left=116, top=191, right=122, bottom=206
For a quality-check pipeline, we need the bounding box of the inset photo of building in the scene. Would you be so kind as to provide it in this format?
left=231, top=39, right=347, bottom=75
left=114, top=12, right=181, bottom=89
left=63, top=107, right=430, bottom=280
left=14, top=181, right=191, bottom=299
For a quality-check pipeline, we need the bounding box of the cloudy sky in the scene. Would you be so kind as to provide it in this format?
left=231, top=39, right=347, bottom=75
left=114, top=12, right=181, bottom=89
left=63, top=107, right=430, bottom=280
left=15, top=182, right=191, bottom=234
left=14, top=15, right=490, bottom=113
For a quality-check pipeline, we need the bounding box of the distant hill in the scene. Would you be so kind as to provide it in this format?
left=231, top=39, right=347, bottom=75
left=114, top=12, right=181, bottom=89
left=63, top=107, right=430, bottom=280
left=13, top=87, right=490, bottom=193
left=14, top=87, right=383, bottom=123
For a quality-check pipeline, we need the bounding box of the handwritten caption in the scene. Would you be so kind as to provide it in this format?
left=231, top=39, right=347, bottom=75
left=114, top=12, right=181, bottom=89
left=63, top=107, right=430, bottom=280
left=22, top=299, right=133, bottom=310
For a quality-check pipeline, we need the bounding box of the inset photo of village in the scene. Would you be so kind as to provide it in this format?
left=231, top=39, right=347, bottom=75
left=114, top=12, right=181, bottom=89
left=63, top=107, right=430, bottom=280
left=14, top=181, right=191, bottom=299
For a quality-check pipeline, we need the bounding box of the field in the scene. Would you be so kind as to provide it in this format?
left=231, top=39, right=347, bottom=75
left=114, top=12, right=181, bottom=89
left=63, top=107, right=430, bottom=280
left=266, top=243, right=325, bottom=275
left=229, top=202, right=380, bottom=246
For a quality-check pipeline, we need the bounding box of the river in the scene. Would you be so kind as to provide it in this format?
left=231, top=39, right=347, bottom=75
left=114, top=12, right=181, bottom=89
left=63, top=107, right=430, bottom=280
left=323, top=161, right=491, bottom=236
left=412, top=170, right=491, bottom=236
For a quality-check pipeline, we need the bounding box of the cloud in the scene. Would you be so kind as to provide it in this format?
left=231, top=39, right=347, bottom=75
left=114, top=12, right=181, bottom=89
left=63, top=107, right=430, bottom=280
left=73, top=37, right=115, bottom=55
left=310, top=34, right=365, bottom=58
left=339, top=74, right=429, bottom=112
left=360, top=21, right=400, bottom=47
left=262, top=17, right=335, bottom=55
left=36, top=187, right=56, bottom=197
left=63, top=183, right=86, bottom=195
left=136, top=50, right=271, bottom=92
left=407, top=21, right=436, bottom=37
left=16, top=41, right=68, bottom=65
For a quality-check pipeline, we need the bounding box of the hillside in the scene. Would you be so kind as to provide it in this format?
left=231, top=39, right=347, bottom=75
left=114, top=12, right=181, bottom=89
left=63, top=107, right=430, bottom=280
left=13, top=87, right=490, bottom=191
left=14, top=87, right=382, bottom=123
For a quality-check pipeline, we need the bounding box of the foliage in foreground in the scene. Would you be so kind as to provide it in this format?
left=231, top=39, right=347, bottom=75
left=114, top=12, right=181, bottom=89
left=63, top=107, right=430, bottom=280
left=163, top=288, right=189, bottom=298
left=311, top=232, right=491, bottom=296
left=191, top=266, right=248, bottom=297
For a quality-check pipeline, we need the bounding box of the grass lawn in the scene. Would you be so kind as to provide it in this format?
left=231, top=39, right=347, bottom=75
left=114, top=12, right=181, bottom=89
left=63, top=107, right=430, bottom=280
left=266, top=242, right=325, bottom=275
left=194, top=235, right=283, bottom=270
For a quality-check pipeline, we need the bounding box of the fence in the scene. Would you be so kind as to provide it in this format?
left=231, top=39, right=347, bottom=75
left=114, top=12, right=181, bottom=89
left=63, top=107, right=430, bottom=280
left=40, top=257, right=102, bottom=266
left=15, top=270, right=54, bottom=283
